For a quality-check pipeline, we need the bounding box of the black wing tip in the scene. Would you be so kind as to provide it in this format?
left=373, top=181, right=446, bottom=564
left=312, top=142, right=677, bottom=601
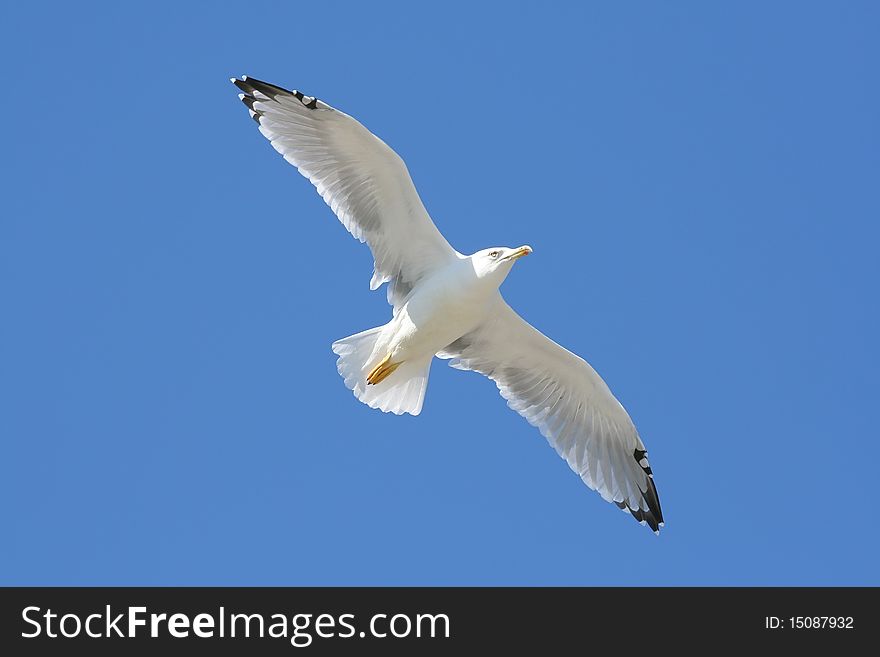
left=616, top=499, right=664, bottom=534
left=233, top=91, right=263, bottom=124
left=231, top=75, right=320, bottom=110
left=292, top=89, right=319, bottom=109
left=230, top=74, right=292, bottom=98
left=616, top=448, right=665, bottom=534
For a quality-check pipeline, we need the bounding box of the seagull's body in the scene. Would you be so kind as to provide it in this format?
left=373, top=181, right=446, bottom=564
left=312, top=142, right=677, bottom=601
left=232, top=76, right=665, bottom=533
left=339, top=246, right=533, bottom=411
left=364, top=256, right=498, bottom=382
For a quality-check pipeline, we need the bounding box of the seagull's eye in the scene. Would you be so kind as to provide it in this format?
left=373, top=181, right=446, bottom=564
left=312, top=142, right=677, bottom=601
left=488, top=250, right=500, bottom=259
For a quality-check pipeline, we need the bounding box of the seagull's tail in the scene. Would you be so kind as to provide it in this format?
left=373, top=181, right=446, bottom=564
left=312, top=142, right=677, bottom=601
left=332, top=327, right=432, bottom=416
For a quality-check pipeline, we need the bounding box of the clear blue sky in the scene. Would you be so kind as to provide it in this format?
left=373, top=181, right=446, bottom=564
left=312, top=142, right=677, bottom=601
left=2, top=2, right=878, bottom=585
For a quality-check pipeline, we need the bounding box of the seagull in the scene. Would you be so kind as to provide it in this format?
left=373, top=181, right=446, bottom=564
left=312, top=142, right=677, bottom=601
left=231, top=76, right=664, bottom=533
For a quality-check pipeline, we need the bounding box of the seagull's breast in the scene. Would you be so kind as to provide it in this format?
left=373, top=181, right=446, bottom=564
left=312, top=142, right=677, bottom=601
left=384, top=260, right=492, bottom=361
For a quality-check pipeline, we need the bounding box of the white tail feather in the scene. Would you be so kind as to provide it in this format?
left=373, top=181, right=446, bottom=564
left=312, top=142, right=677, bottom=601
left=331, top=328, right=432, bottom=416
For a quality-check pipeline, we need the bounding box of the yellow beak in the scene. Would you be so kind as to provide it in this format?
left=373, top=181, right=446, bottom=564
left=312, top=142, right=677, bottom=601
left=507, top=245, right=533, bottom=260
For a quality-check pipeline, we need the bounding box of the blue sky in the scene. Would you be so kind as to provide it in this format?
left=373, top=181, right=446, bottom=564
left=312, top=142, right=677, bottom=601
left=2, top=2, right=878, bottom=585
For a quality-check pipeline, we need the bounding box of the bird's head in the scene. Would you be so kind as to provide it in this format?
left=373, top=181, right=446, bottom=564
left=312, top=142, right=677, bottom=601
left=470, top=245, right=533, bottom=283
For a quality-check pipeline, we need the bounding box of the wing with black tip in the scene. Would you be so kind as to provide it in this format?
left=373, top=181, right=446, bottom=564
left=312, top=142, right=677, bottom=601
left=231, top=76, right=459, bottom=311
left=439, top=297, right=664, bottom=533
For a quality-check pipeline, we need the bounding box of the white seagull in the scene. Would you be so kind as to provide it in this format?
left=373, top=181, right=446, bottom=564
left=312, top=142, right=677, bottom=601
left=232, top=76, right=664, bottom=533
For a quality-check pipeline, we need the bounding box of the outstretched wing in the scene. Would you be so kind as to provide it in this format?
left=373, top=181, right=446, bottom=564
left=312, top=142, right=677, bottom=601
left=232, top=76, right=459, bottom=310
left=439, top=297, right=664, bottom=533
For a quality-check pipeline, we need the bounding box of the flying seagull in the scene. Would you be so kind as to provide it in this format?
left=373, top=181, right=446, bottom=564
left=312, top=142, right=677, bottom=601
left=231, top=75, right=664, bottom=533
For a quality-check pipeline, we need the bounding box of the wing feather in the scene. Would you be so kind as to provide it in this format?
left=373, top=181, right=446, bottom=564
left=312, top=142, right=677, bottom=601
left=440, top=297, right=664, bottom=533
left=232, top=76, right=459, bottom=310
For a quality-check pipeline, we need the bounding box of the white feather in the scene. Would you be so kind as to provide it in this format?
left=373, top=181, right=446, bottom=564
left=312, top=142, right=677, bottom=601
left=439, top=298, right=663, bottom=531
